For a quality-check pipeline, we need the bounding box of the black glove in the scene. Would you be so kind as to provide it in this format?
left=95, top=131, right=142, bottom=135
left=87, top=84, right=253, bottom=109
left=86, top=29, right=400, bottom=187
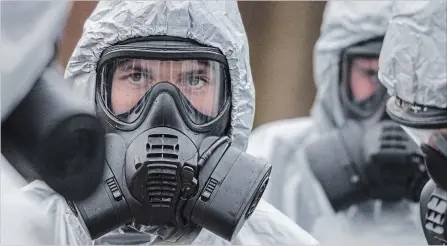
left=306, top=120, right=429, bottom=212
left=362, top=120, right=428, bottom=202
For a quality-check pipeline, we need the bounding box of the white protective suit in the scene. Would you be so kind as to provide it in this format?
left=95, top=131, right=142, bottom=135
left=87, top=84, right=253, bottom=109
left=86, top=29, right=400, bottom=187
left=18, top=1, right=318, bottom=245
left=246, top=1, right=427, bottom=244
left=0, top=1, right=70, bottom=120
left=0, top=156, right=55, bottom=245
left=379, top=0, right=447, bottom=109
left=378, top=2, right=447, bottom=244
left=0, top=1, right=73, bottom=245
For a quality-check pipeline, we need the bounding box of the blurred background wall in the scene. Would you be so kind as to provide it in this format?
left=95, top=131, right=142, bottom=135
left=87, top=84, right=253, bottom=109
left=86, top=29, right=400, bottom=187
left=58, top=1, right=325, bottom=129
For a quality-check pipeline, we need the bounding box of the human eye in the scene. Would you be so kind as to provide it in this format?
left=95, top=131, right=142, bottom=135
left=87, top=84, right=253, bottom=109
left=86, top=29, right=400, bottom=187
left=362, top=68, right=378, bottom=78
left=181, top=73, right=209, bottom=89
left=353, top=60, right=378, bottom=78
left=122, top=72, right=151, bottom=86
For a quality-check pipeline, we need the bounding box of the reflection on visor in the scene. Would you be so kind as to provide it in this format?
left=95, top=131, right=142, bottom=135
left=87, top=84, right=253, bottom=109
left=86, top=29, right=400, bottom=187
left=402, top=126, right=447, bottom=149
left=401, top=126, right=436, bottom=147
left=99, top=58, right=228, bottom=124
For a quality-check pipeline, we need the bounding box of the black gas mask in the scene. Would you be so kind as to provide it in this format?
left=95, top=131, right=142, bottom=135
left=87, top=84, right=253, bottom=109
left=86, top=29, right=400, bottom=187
left=1, top=49, right=106, bottom=202
left=307, top=38, right=428, bottom=211
left=419, top=134, right=447, bottom=245
left=69, top=37, right=271, bottom=242
left=339, top=37, right=388, bottom=120
left=386, top=97, right=447, bottom=245
left=1, top=1, right=106, bottom=201
left=1, top=63, right=106, bottom=202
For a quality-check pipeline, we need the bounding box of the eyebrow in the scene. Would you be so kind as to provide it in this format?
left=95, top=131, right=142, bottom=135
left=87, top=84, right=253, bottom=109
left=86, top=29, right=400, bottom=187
left=117, top=61, right=150, bottom=74
left=198, top=60, right=210, bottom=66
left=182, top=69, right=208, bottom=75
left=352, top=61, right=378, bottom=71
left=201, top=60, right=222, bottom=72
left=115, top=59, right=217, bottom=75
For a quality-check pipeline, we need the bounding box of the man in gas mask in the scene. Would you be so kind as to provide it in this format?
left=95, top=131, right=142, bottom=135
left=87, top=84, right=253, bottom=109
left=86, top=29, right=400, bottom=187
left=1, top=1, right=106, bottom=244
left=19, top=1, right=319, bottom=245
left=378, top=1, right=447, bottom=244
left=247, top=1, right=428, bottom=244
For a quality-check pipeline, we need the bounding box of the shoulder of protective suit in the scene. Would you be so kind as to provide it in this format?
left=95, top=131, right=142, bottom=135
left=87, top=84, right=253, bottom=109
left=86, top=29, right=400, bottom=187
left=192, top=198, right=319, bottom=245
left=243, top=198, right=319, bottom=245
left=246, top=117, right=314, bottom=161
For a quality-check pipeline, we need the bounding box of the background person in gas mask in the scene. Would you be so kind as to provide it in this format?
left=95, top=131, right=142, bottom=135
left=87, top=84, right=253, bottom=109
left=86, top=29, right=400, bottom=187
left=377, top=1, right=447, bottom=244
left=19, top=1, right=318, bottom=245
left=247, top=1, right=428, bottom=244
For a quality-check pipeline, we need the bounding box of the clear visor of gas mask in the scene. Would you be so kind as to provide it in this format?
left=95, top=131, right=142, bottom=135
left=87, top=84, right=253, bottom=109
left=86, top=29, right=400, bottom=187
left=349, top=57, right=381, bottom=101
left=340, top=55, right=388, bottom=117
left=98, top=58, right=229, bottom=125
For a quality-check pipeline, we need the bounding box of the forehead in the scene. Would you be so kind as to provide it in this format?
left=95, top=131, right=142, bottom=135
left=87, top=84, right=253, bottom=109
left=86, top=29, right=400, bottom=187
left=350, top=57, right=379, bottom=70
left=352, top=56, right=378, bottom=64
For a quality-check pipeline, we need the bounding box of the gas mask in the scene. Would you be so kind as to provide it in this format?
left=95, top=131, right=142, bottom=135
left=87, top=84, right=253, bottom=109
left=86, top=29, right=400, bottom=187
left=1, top=0, right=105, bottom=201
left=387, top=98, right=447, bottom=245
left=405, top=131, right=447, bottom=245
left=339, top=37, right=388, bottom=120
left=70, top=37, right=271, bottom=242
left=1, top=62, right=106, bottom=201
left=307, top=38, right=428, bottom=211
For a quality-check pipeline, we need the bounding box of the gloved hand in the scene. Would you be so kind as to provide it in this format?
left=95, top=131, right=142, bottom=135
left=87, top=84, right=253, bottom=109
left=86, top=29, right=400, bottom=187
left=306, top=120, right=428, bottom=212
left=362, top=120, right=428, bottom=202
